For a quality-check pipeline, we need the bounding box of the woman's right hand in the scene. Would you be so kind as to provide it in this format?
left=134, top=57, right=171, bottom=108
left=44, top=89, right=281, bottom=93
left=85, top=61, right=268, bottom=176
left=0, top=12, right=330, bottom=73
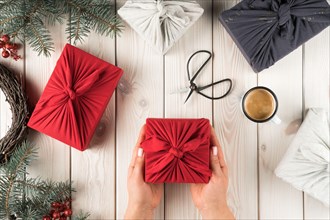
left=190, top=128, right=235, bottom=219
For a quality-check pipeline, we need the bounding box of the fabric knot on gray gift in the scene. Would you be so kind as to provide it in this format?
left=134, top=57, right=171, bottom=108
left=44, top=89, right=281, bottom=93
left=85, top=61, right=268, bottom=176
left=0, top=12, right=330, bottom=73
left=219, top=0, right=330, bottom=72
left=156, top=1, right=190, bottom=26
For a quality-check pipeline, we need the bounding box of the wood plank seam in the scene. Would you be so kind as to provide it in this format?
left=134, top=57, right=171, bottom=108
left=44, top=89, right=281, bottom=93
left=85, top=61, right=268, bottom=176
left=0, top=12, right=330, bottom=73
left=114, top=0, right=118, bottom=218
left=302, top=43, right=306, bottom=220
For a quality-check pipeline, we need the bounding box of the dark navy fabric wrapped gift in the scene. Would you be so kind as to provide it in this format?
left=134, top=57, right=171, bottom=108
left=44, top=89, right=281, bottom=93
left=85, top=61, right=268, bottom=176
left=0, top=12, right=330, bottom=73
left=219, top=0, right=330, bottom=73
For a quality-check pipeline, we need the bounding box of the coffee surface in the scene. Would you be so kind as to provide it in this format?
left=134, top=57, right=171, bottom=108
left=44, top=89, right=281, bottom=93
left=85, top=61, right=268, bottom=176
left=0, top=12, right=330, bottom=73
left=244, top=89, right=275, bottom=121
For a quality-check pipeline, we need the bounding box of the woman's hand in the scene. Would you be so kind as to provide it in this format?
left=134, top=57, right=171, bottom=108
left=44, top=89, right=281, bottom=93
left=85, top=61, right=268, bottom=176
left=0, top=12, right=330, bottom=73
left=190, top=128, right=235, bottom=220
left=125, top=125, right=164, bottom=219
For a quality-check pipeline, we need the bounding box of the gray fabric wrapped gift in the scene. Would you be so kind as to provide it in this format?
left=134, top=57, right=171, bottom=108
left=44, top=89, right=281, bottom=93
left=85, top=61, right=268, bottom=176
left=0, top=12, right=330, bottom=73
left=118, top=0, right=204, bottom=54
left=219, top=0, right=330, bottom=73
left=275, top=109, right=329, bottom=206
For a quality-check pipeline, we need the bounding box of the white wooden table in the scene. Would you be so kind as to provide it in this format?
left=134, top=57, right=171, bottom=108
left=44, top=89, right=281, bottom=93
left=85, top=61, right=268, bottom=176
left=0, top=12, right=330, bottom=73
left=1, top=1, right=329, bottom=219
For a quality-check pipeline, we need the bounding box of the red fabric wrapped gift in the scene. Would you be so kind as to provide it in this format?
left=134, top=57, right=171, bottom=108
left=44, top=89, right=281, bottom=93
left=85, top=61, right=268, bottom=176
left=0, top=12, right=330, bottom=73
left=28, top=44, right=123, bottom=151
left=141, top=118, right=212, bottom=183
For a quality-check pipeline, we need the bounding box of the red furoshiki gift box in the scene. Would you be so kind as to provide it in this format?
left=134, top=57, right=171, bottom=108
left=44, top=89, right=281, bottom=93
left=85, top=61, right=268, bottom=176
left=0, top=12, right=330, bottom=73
left=28, top=44, right=123, bottom=151
left=141, top=118, right=212, bottom=183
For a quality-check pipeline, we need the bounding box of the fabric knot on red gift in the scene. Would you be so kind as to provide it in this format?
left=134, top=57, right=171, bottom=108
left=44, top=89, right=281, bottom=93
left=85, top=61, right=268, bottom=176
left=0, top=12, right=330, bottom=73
left=65, top=86, right=76, bottom=100
left=169, top=147, right=184, bottom=159
left=142, top=118, right=212, bottom=183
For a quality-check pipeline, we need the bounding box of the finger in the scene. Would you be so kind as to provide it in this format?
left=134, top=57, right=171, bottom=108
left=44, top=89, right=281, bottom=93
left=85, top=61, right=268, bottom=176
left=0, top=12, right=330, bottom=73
left=210, top=127, right=228, bottom=178
left=129, top=125, right=146, bottom=175
left=210, top=146, right=223, bottom=177
left=132, top=148, right=145, bottom=181
left=217, top=144, right=228, bottom=179
left=210, top=127, right=221, bottom=147
left=135, top=124, right=147, bottom=147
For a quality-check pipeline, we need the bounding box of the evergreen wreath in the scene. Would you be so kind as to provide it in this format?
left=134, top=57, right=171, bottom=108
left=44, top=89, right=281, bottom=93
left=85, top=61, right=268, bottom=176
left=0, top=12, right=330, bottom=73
left=0, top=64, right=28, bottom=164
left=0, top=0, right=122, bottom=56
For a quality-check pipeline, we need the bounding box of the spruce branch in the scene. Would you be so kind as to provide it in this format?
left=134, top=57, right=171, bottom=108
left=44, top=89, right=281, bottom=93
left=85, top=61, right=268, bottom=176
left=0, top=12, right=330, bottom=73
left=4, top=141, right=36, bottom=179
left=1, top=141, right=36, bottom=219
left=0, top=142, right=89, bottom=219
left=0, top=0, right=122, bottom=57
left=25, top=20, right=54, bottom=56
left=73, top=210, right=91, bottom=220
left=66, top=0, right=122, bottom=44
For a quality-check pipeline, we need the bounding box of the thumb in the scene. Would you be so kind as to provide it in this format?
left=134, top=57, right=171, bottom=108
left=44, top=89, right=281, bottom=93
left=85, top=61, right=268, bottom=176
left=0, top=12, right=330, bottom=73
left=210, top=146, right=223, bottom=177
left=133, top=148, right=145, bottom=181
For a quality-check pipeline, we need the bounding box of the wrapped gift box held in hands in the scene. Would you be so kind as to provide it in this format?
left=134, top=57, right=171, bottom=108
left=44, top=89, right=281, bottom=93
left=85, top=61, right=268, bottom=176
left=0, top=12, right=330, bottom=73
left=28, top=44, right=123, bottom=151
left=219, top=0, right=330, bottom=73
left=141, top=118, right=212, bottom=183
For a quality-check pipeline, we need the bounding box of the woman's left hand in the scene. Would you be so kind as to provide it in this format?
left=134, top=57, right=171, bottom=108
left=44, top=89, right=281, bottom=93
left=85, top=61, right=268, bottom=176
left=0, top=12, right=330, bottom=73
left=125, top=125, right=164, bottom=219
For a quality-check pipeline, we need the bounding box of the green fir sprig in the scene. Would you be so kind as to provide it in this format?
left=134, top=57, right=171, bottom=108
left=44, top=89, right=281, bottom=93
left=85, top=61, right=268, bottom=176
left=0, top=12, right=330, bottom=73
left=0, top=141, right=89, bottom=219
left=0, top=0, right=122, bottom=56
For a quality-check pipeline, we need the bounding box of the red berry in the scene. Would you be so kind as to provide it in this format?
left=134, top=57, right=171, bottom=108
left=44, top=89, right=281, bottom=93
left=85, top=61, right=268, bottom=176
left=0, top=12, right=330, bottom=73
left=13, top=55, right=21, bottom=61
left=51, top=202, right=60, bottom=208
left=5, top=43, right=14, bottom=49
left=1, top=35, right=10, bottom=42
left=52, top=211, right=61, bottom=219
left=42, top=216, right=51, bottom=220
left=0, top=41, right=4, bottom=48
left=12, top=43, right=19, bottom=50
left=58, top=205, right=65, bottom=212
left=49, top=209, right=55, bottom=215
left=63, top=209, right=72, bottom=216
left=2, top=50, right=10, bottom=58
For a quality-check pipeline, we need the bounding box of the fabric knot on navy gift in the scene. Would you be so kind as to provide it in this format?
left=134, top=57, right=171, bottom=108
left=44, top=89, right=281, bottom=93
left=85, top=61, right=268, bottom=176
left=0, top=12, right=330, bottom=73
left=277, top=3, right=290, bottom=26
left=65, top=86, right=76, bottom=100
left=272, top=1, right=294, bottom=39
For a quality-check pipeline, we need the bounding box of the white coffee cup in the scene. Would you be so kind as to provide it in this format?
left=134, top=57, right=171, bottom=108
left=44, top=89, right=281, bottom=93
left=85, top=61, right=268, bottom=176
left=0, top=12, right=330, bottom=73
left=241, top=86, right=281, bottom=124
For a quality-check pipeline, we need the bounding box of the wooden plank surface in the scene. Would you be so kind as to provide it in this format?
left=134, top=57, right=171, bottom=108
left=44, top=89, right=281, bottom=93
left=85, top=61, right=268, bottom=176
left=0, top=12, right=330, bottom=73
left=213, top=1, right=258, bottom=219
left=258, top=43, right=304, bottom=218
left=25, top=24, right=70, bottom=182
left=303, top=28, right=330, bottom=220
left=164, top=1, right=213, bottom=219
left=0, top=1, right=329, bottom=219
left=116, top=0, right=164, bottom=218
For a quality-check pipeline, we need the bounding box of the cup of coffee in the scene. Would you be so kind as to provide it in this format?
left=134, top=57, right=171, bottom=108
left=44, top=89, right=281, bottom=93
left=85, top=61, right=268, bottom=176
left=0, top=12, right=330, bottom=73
left=242, top=86, right=281, bottom=124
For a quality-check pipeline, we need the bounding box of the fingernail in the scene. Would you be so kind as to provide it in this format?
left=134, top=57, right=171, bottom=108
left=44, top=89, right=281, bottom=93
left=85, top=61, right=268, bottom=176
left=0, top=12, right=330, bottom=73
left=137, top=148, right=143, bottom=157
left=212, top=146, right=218, bottom=156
